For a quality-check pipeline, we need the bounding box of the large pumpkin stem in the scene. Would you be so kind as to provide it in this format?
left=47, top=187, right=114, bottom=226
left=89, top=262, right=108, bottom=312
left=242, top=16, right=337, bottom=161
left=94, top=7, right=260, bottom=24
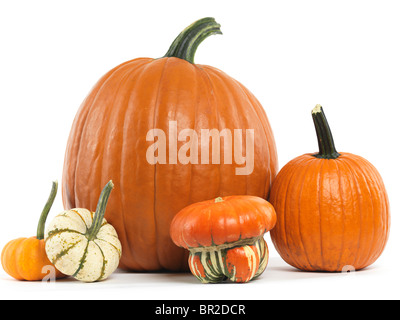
left=36, top=180, right=58, bottom=240
left=87, top=181, right=114, bottom=241
left=311, top=105, right=341, bottom=159
left=163, top=17, right=222, bottom=64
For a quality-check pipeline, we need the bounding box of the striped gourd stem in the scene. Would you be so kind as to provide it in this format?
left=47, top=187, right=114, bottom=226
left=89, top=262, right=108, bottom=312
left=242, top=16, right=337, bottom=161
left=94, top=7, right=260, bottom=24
left=87, top=181, right=114, bottom=241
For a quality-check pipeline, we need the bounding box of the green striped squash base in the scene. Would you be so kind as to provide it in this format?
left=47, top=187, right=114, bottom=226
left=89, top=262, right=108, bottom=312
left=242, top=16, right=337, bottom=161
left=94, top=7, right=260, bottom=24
left=188, top=237, right=269, bottom=283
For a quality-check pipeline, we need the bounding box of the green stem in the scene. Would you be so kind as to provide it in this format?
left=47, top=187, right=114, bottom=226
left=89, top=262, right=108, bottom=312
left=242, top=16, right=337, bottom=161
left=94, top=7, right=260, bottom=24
left=36, top=181, right=58, bottom=240
left=87, top=181, right=114, bottom=241
left=311, top=105, right=341, bottom=159
left=163, top=17, right=222, bottom=64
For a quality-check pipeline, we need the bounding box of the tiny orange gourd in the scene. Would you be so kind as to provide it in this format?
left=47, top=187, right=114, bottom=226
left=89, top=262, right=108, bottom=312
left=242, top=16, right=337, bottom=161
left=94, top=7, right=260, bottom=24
left=269, top=105, right=390, bottom=272
left=1, top=181, right=65, bottom=281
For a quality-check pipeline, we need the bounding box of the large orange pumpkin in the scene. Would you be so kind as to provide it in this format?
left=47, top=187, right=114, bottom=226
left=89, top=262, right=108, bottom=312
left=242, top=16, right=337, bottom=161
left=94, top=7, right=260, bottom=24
left=269, top=105, right=390, bottom=272
left=62, top=18, right=278, bottom=271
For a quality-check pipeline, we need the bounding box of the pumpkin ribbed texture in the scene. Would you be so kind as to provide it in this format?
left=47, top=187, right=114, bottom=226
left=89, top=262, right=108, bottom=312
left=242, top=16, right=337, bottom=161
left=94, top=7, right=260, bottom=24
left=1, top=237, right=65, bottom=281
left=269, top=106, right=390, bottom=272
left=62, top=18, right=278, bottom=271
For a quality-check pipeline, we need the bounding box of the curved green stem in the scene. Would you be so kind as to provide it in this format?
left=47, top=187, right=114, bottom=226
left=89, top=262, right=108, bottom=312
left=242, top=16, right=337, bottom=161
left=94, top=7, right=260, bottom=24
left=87, top=181, right=114, bottom=241
left=36, top=180, right=58, bottom=240
left=163, top=17, right=222, bottom=64
left=311, top=105, right=341, bottom=159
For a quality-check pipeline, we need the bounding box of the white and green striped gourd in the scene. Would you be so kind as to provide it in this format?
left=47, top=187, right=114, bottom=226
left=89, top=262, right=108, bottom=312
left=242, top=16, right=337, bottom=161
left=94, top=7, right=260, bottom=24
left=45, top=181, right=121, bottom=282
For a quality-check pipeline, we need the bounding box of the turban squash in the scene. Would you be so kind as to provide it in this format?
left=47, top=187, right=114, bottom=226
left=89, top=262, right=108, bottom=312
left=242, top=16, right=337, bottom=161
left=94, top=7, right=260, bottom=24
left=170, top=195, right=277, bottom=283
left=62, top=18, right=278, bottom=271
left=269, top=105, right=390, bottom=272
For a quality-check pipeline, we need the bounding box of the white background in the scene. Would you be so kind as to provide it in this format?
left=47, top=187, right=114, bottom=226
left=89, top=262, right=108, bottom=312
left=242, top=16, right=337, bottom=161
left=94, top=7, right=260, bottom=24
left=0, top=0, right=399, bottom=300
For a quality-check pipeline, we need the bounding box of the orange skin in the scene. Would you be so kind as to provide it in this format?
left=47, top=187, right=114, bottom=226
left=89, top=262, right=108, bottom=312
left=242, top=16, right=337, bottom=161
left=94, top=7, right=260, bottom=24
left=62, top=23, right=278, bottom=272
left=1, top=181, right=65, bottom=281
left=187, top=237, right=269, bottom=284
left=224, top=244, right=261, bottom=283
left=2, top=237, right=65, bottom=281
left=189, top=254, right=206, bottom=279
left=170, top=195, right=277, bottom=249
left=171, top=195, right=275, bottom=283
left=270, top=153, right=390, bottom=272
left=188, top=245, right=263, bottom=283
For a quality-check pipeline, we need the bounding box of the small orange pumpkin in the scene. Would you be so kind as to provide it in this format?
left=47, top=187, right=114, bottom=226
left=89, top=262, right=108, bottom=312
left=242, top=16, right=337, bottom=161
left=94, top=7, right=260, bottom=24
left=269, top=105, right=390, bottom=272
left=1, top=182, right=65, bottom=281
left=170, top=196, right=276, bottom=283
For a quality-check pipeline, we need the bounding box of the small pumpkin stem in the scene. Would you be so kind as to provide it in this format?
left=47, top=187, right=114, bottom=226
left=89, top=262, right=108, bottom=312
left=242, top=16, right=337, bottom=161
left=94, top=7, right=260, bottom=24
left=36, top=181, right=58, bottom=240
left=311, top=105, right=341, bottom=159
left=87, top=181, right=114, bottom=241
left=215, top=197, right=224, bottom=203
left=163, top=17, right=222, bottom=64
